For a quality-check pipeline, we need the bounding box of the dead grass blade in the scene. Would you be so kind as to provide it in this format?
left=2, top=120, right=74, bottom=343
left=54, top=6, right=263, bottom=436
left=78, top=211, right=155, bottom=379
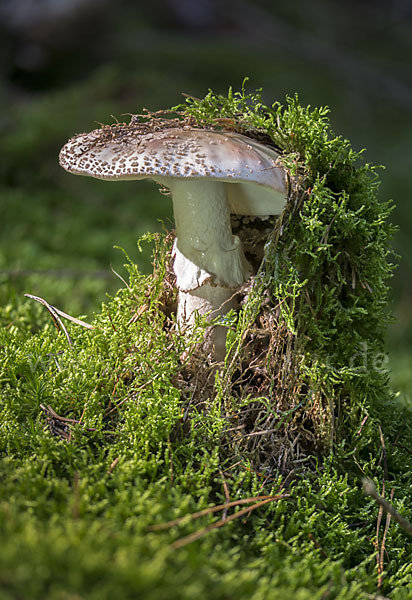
left=110, top=265, right=132, bottom=292
left=147, top=494, right=287, bottom=532
left=171, top=495, right=288, bottom=549
left=25, top=294, right=73, bottom=345
left=50, top=306, right=93, bottom=329
left=25, top=293, right=93, bottom=334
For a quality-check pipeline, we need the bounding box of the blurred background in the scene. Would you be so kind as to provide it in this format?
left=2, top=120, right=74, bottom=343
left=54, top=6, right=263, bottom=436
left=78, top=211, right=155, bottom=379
left=0, top=0, right=411, bottom=388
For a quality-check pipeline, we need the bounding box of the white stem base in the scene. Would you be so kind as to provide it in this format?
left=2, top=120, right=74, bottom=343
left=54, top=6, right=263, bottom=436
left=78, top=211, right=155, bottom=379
left=178, top=284, right=237, bottom=362
left=159, top=178, right=251, bottom=362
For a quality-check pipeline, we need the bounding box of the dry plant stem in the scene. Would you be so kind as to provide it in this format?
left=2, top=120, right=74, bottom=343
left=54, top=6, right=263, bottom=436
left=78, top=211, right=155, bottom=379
left=219, top=468, right=231, bottom=521
left=375, top=481, right=385, bottom=586
left=378, top=426, right=389, bottom=480
left=378, top=488, right=394, bottom=589
left=170, top=495, right=288, bottom=549
left=356, top=414, right=369, bottom=437
left=24, top=292, right=94, bottom=356
left=148, top=494, right=289, bottom=531
left=25, top=294, right=73, bottom=344
left=104, top=376, right=160, bottom=417
left=107, top=457, right=120, bottom=474
left=40, top=404, right=79, bottom=424
left=363, top=479, right=412, bottom=537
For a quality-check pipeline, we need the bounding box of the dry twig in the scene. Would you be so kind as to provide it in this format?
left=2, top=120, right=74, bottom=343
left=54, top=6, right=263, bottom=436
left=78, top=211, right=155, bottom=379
left=363, top=479, right=412, bottom=537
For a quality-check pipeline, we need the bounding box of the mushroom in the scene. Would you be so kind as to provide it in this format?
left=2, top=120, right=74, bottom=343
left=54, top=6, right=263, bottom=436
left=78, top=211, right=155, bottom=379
left=59, top=126, right=287, bottom=360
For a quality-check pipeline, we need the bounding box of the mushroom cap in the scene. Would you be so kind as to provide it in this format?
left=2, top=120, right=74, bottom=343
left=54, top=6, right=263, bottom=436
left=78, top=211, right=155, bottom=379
left=59, top=127, right=287, bottom=215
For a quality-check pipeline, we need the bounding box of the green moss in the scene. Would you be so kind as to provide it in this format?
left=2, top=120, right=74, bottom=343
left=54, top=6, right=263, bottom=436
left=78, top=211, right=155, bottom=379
left=172, top=84, right=396, bottom=458
left=1, top=86, right=411, bottom=599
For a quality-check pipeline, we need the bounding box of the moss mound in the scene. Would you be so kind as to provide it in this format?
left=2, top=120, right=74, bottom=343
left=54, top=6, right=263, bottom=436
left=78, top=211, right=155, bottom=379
left=2, top=85, right=411, bottom=600
left=104, top=82, right=394, bottom=470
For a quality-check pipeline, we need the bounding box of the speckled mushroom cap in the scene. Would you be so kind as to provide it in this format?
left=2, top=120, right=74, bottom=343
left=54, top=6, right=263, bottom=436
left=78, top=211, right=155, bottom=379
left=59, top=127, right=287, bottom=215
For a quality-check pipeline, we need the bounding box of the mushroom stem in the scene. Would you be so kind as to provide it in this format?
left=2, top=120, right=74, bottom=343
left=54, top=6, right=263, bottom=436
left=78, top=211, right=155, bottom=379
left=165, top=179, right=251, bottom=288
left=163, top=179, right=251, bottom=360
